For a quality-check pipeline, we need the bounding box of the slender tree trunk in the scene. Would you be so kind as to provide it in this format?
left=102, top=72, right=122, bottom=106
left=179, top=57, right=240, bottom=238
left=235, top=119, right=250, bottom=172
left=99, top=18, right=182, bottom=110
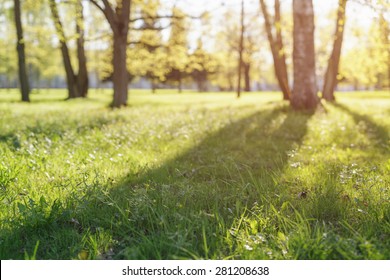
left=76, top=0, right=89, bottom=98
left=228, top=73, right=234, bottom=91
left=244, top=63, right=251, bottom=92
left=49, top=0, right=79, bottom=99
left=291, top=0, right=319, bottom=110
left=322, top=0, right=347, bottom=101
left=237, top=0, right=245, bottom=98
left=274, top=0, right=290, bottom=100
left=14, top=0, right=30, bottom=102
left=259, top=0, right=291, bottom=100
left=178, top=72, right=182, bottom=93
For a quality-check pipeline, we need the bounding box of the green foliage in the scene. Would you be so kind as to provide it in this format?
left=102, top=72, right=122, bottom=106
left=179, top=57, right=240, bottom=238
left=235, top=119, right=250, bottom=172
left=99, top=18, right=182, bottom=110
left=340, top=18, right=390, bottom=89
left=130, top=0, right=168, bottom=85
left=0, top=90, right=389, bottom=259
left=164, top=7, right=190, bottom=89
left=188, top=40, right=219, bottom=92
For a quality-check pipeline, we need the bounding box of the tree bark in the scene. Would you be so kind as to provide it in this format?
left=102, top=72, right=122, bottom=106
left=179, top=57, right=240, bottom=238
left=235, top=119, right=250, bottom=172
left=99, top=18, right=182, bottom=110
left=259, top=0, right=291, bottom=100
left=76, top=0, right=89, bottom=98
left=89, top=0, right=131, bottom=107
left=291, top=0, right=319, bottom=110
left=322, top=0, right=347, bottom=101
left=14, top=0, right=30, bottom=102
left=244, top=62, right=251, bottom=92
left=49, top=0, right=79, bottom=99
left=112, top=32, right=129, bottom=107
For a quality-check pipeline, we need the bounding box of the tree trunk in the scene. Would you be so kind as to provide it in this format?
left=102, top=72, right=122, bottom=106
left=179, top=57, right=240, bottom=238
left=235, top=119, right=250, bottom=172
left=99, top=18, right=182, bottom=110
left=49, top=0, right=79, bottom=99
left=14, top=0, right=30, bottom=102
left=112, top=32, right=129, bottom=107
left=237, top=0, right=245, bottom=98
left=259, top=0, right=291, bottom=100
left=274, top=0, right=290, bottom=100
left=291, top=0, right=319, bottom=110
left=197, top=80, right=202, bottom=92
left=76, top=0, right=89, bottom=98
left=244, top=63, right=251, bottom=92
left=322, top=0, right=347, bottom=101
left=89, top=0, right=131, bottom=107
left=178, top=72, right=182, bottom=93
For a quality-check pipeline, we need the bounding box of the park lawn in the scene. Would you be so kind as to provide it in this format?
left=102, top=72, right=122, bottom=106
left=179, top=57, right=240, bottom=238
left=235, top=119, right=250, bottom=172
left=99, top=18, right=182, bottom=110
left=0, top=89, right=389, bottom=259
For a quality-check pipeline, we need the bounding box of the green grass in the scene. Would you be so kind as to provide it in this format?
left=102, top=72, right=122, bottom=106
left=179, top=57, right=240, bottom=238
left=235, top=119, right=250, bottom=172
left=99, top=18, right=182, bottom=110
left=0, top=89, right=389, bottom=260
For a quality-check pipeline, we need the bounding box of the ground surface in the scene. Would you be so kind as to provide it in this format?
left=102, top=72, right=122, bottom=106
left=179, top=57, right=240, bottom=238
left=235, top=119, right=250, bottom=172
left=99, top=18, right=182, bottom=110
left=0, top=89, right=389, bottom=259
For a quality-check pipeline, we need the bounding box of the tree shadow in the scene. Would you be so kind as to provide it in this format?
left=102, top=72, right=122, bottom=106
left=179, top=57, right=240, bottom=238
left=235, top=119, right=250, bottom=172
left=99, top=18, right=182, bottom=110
left=95, top=104, right=314, bottom=258
left=331, top=103, right=389, bottom=153
left=0, top=104, right=315, bottom=259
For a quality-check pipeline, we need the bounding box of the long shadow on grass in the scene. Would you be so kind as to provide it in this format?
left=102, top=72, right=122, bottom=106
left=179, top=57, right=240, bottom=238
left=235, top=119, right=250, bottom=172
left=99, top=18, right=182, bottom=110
left=332, top=103, right=389, bottom=153
left=0, top=104, right=314, bottom=259
left=96, top=104, right=315, bottom=259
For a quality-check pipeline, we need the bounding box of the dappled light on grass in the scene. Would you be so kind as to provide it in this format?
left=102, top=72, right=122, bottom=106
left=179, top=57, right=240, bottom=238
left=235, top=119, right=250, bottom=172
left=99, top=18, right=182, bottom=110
left=0, top=90, right=389, bottom=259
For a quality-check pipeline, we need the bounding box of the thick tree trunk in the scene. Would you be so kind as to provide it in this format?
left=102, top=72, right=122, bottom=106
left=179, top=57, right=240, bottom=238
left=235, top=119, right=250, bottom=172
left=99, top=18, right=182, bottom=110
left=244, top=63, right=251, bottom=92
left=14, top=0, right=30, bottom=102
left=197, top=80, right=202, bottom=92
left=89, top=0, right=131, bottom=107
left=291, top=0, right=319, bottom=110
left=322, top=0, right=347, bottom=101
left=112, top=33, right=129, bottom=107
left=259, top=0, right=291, bottom=100
left=197, top=78, right=207, bottom=92
left=49, top=0, right=79, bottom=99
left=76, top=1, right=89, bottom=98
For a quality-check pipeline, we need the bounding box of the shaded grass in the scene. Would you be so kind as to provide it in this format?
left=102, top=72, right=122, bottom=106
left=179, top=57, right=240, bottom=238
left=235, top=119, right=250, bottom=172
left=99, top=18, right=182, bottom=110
left=0, top=90, right=389, bottom=259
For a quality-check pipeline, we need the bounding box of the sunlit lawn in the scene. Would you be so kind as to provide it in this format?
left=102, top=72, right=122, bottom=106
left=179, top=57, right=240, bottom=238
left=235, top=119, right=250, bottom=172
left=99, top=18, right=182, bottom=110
left=0, top=89, right=389, bottom=259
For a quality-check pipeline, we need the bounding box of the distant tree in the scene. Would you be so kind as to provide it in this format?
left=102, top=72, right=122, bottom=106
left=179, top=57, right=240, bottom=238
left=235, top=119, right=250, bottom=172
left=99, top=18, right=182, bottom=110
left=49, top=0, right=88, bottom=99
left=216, top=7, right=261, bottom=93
left=322, top=0, right=348, bottom=101
left=242, top=36, right=257, bottom=93
left=378, top=13, right=389, bottom=89
left=291, top=0, right=319, bottom=110
left=212, top=51, right=237, bottom=91
left=131, top=0, right=165, bottom=93
left=20, top=0, right=61, bottom=90
left=259, top=0, right=290, bottom=100
left=165, top=7, right=189, bottom=93
left=339, top=18, right=389, bottom=90
left=13, top=0, right=30, bottom=102
left=189, top=40, right=217, bottom=92
left=237, top=0, right=244, bottom=98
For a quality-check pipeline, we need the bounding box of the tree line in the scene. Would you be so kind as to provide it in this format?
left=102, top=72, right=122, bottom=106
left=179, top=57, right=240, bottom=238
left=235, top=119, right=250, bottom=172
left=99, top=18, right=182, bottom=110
left=2, top=0, right=389, bottom=109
